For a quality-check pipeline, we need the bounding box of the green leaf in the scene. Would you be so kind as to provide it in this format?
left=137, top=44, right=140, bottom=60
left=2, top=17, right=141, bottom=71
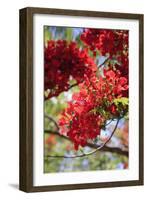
left=113, top=97, right=129, bottom=106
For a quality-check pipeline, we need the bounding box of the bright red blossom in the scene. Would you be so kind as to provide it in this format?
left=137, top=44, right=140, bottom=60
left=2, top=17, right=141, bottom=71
left=45, top=29, right=129, bottom=150
left=80, top=29, right=128, bottom=57
left=59, top=69, right=128, bottom=150
left=80, top=28, right=129, bottom=85
left=44, top=40, right=97, bottom=98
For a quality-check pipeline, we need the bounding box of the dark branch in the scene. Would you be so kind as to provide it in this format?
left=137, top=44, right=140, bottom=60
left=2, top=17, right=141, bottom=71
left=105, top=119, right=114, bottom=126
left=44, top=118, right=128, bottom=158
left=87, top=142, right=128, bottom=157
left=45, top=130, right=68, bottom=140
left=68, top=83, right=78, bottom=90
left=98, top=57, right=109, bottom=68
left=44, top=83, right=78, bottom=101
left=44, top=114, right=59, bottom=130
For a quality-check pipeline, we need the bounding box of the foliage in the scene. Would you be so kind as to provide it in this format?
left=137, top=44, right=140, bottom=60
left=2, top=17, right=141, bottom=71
left=44, top=26, right=129, bottom=173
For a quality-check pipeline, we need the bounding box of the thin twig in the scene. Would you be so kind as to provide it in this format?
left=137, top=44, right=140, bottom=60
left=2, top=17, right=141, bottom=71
left=98, top=57, right=109, bottom=68
left=44, top=114, right=59, bottom=130
left=45, top=130, right=68, bottom=140
left=45, top=129, right=128, bottom=157
left=45, top=118, right=121, bottom=158
left=105, top=119, right=115, bottom=126
left=44, top=83, right=78, bottom=101
left=68, top=83, right=78, bottom=90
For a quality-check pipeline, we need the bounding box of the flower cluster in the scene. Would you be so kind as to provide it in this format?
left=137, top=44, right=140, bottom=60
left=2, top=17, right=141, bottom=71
left=59, top=69, right=128, bottom=150
left=44, top=40, right=97, bottom=98
left=45, top=29, right=129, bottom=150
left=80, top=29, right=128, bottom=57
left=59, top=88, right=103, bottom=150
left=81, top=28, right=129, bottom=82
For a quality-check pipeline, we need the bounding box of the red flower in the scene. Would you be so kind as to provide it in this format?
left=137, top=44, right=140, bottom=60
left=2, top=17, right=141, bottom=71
left=44, top=29, right=129, bottom=150
left=81, top=29, right=128, bottom=58
left=44, top=40, right=97, bottom=98
left=59, top=68, right=128, bottom=150
left=81, top=28, right=129, bottom=86
left=107, top=104, right=119, bottom=116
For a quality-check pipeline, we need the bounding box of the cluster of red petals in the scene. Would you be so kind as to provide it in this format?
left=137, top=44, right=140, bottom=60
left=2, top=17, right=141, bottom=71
left=59, top=88, right=103, bottom=150
left=44, top=40, right=97, bottom=98
left=45, top=29, right=129, bottom=150
left=59, top=69, right=128, bottom=150
left=80, top=29, right=128, bottom=57
left=81, top=28, right=129, bottom=91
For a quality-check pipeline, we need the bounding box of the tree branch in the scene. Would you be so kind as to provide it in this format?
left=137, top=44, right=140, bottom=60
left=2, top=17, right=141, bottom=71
left=44, top=114, right=59, bottom=130
left=45, top=118, right=128, bottom=158
left=68, top=83, right=78, bottom=90
left=87, top=142, right=128, bottom=157
left=98, top=57, right=109, bottom=68
left=44, top=83, right=78, bottom=101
